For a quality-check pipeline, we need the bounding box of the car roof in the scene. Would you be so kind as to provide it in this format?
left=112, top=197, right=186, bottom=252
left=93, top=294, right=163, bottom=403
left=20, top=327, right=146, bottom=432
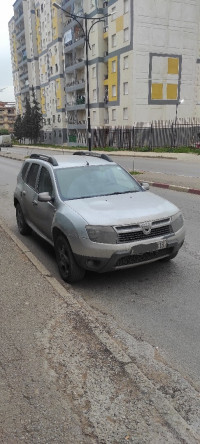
left=28, top=152, right=116, bottom=169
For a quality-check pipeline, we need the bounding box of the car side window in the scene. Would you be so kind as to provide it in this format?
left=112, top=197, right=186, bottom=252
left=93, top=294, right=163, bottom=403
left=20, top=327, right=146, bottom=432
left=21, top=162, right=30, bottom=180
left=38, top=167, right=53, bottom=195
left=26, top=163, right=40, bottom=190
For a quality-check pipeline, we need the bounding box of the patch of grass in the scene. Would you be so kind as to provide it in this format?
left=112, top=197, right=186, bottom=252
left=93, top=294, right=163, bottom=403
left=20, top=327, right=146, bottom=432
left=14, top=142, right=200, bottom=155
left=129, top=171, right=143, bottom=175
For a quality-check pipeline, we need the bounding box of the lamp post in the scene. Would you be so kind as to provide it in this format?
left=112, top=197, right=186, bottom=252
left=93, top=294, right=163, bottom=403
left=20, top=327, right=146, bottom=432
left=53, top=2, right=109, bottom=151
left=174, top=98, right=184, bottom=148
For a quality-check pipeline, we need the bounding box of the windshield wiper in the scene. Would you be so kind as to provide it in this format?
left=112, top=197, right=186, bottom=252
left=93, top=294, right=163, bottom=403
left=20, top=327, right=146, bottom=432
left=109, top=190, right=139, bottom=195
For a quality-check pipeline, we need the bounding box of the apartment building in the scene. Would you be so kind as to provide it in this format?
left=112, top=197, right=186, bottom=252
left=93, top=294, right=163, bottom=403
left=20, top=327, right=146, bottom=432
left=9, top=0, right=65, bottom=144
left=9, top=0, right=200, bottom=145
left=0, top=102, right=16, bottom=133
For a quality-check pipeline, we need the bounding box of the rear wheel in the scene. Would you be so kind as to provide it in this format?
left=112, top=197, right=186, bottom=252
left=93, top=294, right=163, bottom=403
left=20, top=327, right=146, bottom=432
left=16, top=203, right=31, bottom=235
left=54, top=234, right=85, bottom=283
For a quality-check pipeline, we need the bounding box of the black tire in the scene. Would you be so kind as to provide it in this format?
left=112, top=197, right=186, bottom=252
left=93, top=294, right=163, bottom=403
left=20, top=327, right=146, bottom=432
left=16, top=203, right=31, bottom=235
left=54, top=234, right=85, bottom=283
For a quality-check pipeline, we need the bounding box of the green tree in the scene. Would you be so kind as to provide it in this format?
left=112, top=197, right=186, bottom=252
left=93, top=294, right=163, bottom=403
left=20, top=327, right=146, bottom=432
left=14, top=114, right=23, bottom=141
left=0, top=129, right=9, bottom=135
left=31, top=86, right=43, bottom=143
left=23, top=97, right=33, bottom=141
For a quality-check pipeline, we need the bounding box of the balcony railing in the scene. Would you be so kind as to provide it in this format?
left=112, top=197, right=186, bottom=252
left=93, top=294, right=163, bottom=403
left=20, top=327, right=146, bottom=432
left=66, top=78, right=85, bottom=87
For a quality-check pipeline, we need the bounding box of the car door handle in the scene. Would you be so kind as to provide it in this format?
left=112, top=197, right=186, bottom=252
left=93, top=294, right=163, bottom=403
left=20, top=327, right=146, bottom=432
left=32, top=200, right=38, bottom=206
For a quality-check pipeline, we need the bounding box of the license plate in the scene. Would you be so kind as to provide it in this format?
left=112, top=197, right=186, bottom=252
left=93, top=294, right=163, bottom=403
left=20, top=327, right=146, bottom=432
left=157, top=239, right=167, bottom=250
left=131, top=239, right=167, bottom=255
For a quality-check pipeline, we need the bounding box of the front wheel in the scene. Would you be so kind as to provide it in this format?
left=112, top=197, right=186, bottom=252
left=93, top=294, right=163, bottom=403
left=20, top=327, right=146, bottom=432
left=16, top=203, right=31, bottom=235
left=54, top=234, right=85, bottom=283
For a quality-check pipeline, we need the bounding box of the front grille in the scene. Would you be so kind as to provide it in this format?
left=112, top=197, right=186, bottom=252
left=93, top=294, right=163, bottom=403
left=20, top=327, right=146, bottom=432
left=116, top=248, right=173, bottom=267
left=117, top=225, right=172, bottom=243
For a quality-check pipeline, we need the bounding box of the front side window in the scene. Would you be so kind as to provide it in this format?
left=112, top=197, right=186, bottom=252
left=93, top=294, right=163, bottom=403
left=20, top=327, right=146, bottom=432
left=38, top=167, right=53, bottom=195
left=26, top=163, right=40, bottom=189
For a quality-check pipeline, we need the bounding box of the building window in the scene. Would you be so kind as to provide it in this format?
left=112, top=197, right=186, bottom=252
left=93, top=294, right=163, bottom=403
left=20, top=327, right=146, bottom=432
left=111, top=6, right=116, bottom=21
left=124, top=0, right=129, bottom=13
left=112, top=34, right=116, bottom=47
left=124, top=27, right=129, bottom=42
left=92, top=66, right=96, bottom=78
left=91, top=19, right=95, bottom=32
left=58, top=114, right=61, bottom=122
left=112, top=85, right=116, bottom=97
left=123, top=55, right=129, bottom=69
left=55, top=64, right=58, bottom=72
left=112, top=60, right=116, bottom=73
left=112, top=108, right=116, bottom=121
left=93, top=110, right=96, bottom=123
left=53, top=115, right=55, bottom=123
left=93, top=89, right=97, bottom=101
left=123, top=82, right=128, bottom=95
left=92, top=44, right=95, bottom=56
left=123, top=107, right=128, bottom=120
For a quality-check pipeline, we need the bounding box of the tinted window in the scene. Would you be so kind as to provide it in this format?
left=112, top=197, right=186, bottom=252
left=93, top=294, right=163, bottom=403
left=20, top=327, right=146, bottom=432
left=21, top=162, right=30, bottom=180
left=38, top=167, right=53, bottom=194
left=26, top=163, right=40, bottom=189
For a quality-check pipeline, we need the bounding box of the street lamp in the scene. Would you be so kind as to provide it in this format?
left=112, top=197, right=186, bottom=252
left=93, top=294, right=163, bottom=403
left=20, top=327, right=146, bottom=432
left=174, top=98, right=184, bottom=147
left=175, top=98, right=184, bottom=124
left=53, top=2, right=109, bottom=151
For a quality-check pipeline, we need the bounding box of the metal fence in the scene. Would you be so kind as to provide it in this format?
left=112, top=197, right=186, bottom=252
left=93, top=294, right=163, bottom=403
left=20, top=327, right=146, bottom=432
left=91, top=122, right=200, bottom=150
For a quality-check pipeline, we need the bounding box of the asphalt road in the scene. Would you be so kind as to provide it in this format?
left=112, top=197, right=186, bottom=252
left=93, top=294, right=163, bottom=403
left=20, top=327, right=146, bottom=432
left=1, top=157, right=200, bottom=389
left=2, top=145, right=200, bottom=177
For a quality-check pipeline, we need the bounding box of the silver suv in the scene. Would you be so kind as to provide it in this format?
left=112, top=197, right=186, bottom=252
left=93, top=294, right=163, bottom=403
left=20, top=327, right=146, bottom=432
left=14, top=152, right=185, bottom=283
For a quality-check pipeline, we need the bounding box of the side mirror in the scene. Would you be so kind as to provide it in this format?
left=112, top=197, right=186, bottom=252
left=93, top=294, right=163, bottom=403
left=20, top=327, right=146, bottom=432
left=141, top=182, right=150, bottom=191
left=38, top=192, right=53, bottom=202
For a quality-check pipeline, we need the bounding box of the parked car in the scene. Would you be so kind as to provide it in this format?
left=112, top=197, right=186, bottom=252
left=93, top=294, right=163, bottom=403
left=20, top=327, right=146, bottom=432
left=14, top=152, right=185, bottom=283
left=0, top=134, right=12, bottom=149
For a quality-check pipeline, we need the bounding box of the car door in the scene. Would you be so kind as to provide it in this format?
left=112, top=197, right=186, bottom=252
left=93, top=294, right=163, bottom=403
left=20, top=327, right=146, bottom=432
left=22, top=162, right=40, bottom=226
left=35, top=166, right=56, bottom=240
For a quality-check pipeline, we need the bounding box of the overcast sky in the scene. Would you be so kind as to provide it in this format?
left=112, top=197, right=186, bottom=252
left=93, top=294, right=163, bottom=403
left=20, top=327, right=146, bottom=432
left=0, top=1, right=15, bottom=102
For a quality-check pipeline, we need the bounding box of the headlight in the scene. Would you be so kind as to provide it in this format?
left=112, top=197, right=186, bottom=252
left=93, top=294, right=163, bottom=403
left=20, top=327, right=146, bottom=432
left=86, top=225, right=118, bottom=244
left=171, top=212, right=184, bottom=232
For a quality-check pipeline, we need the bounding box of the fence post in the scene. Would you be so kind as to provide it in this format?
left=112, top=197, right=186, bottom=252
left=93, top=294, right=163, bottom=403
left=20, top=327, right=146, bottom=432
left=171, top=122, right=174, bottom=148
left=149, top=123, right=153, bottom=150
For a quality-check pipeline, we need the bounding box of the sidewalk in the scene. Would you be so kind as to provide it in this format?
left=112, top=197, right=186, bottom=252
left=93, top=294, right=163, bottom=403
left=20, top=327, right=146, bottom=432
left=1, top=145, right=200, bottom=195
left=1, top=220, right=200, bottom=443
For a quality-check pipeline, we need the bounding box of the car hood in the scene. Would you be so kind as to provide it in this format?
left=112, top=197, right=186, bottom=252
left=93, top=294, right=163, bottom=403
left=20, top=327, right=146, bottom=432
left=65, top=191, right=179, bottom=225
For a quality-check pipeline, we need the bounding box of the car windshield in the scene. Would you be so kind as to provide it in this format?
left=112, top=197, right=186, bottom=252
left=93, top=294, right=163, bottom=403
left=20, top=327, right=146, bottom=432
left=55, top=164, right=142, bottom=200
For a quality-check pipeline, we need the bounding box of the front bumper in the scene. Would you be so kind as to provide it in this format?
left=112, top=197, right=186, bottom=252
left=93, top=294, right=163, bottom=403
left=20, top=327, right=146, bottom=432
left=74, top=229, right=185, bottom=273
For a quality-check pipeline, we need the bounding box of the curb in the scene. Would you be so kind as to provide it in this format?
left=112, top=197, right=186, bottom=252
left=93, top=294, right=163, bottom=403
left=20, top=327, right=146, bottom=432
left=147, top=181, right=200, bottom=196
left=1, top=151, right=200, bottom=196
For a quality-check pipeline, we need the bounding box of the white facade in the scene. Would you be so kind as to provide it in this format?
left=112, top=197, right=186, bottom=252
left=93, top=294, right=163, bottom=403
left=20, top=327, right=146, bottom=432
left=9, top=0, right=200, bottom=145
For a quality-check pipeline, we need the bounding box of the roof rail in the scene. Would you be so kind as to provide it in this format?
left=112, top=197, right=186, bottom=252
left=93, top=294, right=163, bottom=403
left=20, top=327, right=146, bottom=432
left=73, top=151, right=113, bottom=162
left=30, top=154, right=58, bottom=166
